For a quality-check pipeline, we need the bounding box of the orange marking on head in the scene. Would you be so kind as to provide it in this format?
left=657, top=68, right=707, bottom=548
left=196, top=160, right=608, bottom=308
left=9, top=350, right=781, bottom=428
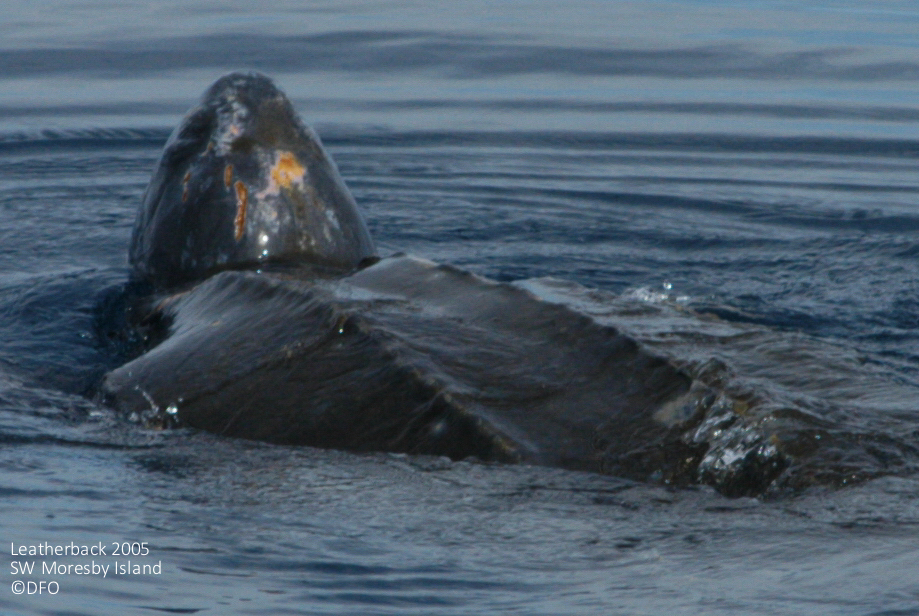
left=270, top=151, right=305, bottom=189
left=234, top=181, right=248, bottom=241
left=182, top=170, right=191, bottom=202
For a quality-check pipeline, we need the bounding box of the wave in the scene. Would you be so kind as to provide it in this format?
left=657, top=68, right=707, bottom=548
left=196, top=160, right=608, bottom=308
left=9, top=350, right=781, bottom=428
left=0, top=127, right=169, bottom=152
left=6, top=126, right=919, bottom=158
left=3, top=32, right=919, bottom=81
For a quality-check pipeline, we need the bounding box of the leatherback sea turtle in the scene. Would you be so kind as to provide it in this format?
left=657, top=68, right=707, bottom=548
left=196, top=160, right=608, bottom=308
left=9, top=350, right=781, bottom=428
left=101, top=72, right=895, bottom=497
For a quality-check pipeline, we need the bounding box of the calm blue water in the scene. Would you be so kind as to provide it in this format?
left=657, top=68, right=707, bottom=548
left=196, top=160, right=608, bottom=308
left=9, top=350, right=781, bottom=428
left=2, top=1, right=919, bottom=614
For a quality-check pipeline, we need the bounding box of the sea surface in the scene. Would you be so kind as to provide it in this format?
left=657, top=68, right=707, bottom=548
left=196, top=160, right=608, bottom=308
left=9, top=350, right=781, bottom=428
left=2, top=1, right=919, bottom=614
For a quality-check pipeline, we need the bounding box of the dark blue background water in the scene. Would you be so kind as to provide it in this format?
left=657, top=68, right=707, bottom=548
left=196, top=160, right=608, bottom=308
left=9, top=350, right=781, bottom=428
left=2, top=1, right=919, bottom=614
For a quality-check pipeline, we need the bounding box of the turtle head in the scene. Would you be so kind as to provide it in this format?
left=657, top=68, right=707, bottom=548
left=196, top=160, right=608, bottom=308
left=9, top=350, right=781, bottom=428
left=129, top=71, right=376, bottom=289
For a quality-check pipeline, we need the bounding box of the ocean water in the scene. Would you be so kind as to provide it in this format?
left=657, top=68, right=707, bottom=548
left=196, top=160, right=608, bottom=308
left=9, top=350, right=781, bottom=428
left=2, top=1, right=919, bottom=614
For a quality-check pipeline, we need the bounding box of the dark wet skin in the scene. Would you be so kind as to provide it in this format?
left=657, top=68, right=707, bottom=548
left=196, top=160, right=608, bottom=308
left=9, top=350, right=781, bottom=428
left=102, top=72, right=900, bottom=497
left=130, top=72, right=375, bottom=290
